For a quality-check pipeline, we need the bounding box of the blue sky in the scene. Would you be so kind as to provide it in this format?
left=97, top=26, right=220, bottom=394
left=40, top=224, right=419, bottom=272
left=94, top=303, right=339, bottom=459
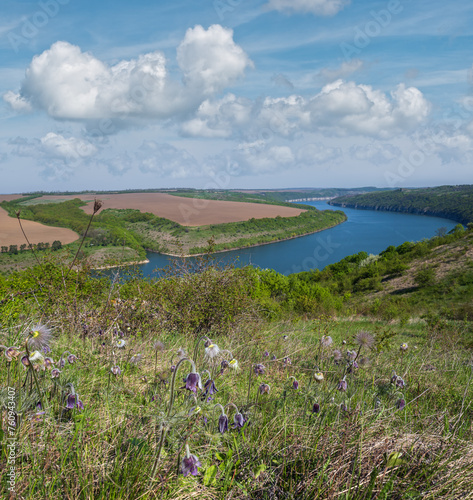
left=1, top=0, right=473, bottom=193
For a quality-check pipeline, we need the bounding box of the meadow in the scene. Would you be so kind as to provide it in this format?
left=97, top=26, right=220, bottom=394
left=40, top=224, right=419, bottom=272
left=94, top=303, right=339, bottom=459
left=1, top=220, right=473, bottom=499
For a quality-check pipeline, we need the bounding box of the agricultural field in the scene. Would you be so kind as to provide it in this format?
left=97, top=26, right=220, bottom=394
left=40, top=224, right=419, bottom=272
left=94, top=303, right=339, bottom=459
left=0, top=206, right=79, bottom=248
left=36, top=193, right=306, bottom=226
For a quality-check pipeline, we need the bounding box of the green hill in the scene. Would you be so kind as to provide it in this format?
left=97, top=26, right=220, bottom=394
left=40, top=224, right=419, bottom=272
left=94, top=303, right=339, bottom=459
left=329, top=184, right=473, bottom=224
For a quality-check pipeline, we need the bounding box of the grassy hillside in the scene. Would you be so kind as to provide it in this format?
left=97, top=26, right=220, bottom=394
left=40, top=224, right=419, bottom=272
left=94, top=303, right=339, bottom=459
left=1, top=232, right=473, bottom=498
left=329, top=184, right=473, bottom=224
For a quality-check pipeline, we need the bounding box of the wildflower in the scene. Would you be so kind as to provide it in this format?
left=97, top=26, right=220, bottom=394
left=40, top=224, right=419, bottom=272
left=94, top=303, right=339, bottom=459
left=27, top=324, right=52, bottom=351
left=153, top=340, right=164, bottom=351
left=390, top=371, right=398, bottom=384
left=220, top=359, right=229, bottom=370
left=258, top=383, right=270, bottom=395
left=254, top=363, right=265, bottom=375
left=170, top=365, right=176, bottom=373
left=337, top=378, right=348, bottom=392
left=44, top=357, right=54, bottom=369
left=263, top=350, right=269, bottom=357
left=314, top=372, right=324, bottom=383
left=283, top=357, right=291, bottom=366
left=204, top=338, right=212, bottom=348
left=130, top=354, right=142, bottom=365
left=271, top=354, right=277, bottom=361
left=332, top=349, right=343, bottom=363
left=312, top=402, right=320, bottom=414
left=204, top=344, right=220, bottom=360
left=283, top=335, right=288, bottom=340
left=51, top=368, right=61, bottom=378
left=292, top=379, right=299, bottom=390
left=400, top=343, right=408, bottom=352
left=21, top=354, right=30, bottom=367
left=355, top=330, right=375, bottom=349
left=229, top=359, right=239, bottom=370
left=65, top=393, right=84, bottom=411
left=395, top=376, right=405, bottom=389
left=218, top=413, right=229, bottom=434
left=115, top=339, right=126, bottom=349
left=67, top=354, right=78, bottom=364
left=188, top=406, right=201, bottom=416
left=184, top=372, right=202, bottom=394
left=4, top=346, right=20, bottom=361
left=32, top=411, right=46, bottom=423
left=396, top=398, right=406, bottom=410
left=342, top=340, right=347, bottom=345
left=177, top=348, right=187, bottom=359
left=346, top=350, right=357, bottom=361
left=111, top=365, right=121, bottom=376
left=321, top=335, right=333, bottom=347
left=203, top=378, right=218, bottom=397
left=29, top=351, right=46, bottom=371
left=181, top=445, right=201, bottom=477
left=233, top=412, right=246, bottom=430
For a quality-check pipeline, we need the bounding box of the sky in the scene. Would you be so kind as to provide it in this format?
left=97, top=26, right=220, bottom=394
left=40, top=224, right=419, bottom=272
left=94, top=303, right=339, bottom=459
left=1, top=0, right=473, bottom=193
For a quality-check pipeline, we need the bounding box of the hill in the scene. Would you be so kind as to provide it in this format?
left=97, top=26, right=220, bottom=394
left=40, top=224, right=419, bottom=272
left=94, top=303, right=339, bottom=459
left=329, top=184, right=473, bottom=224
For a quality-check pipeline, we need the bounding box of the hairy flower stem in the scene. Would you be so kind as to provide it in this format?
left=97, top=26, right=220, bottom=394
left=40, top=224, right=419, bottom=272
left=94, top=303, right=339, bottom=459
left=25, top=341, right=43, bottom=410
left=65, top=200, right=101, bottom=280
left=149, top=357, right=196, bottom=482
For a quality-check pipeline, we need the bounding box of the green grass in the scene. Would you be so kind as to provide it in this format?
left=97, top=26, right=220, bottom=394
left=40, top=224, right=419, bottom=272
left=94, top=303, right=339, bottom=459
left=1, top=256, right=472, bottom=499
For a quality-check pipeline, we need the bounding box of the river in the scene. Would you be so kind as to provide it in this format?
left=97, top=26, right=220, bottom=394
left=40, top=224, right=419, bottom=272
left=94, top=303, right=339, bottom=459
left=129, top=201, right=458, bottom=277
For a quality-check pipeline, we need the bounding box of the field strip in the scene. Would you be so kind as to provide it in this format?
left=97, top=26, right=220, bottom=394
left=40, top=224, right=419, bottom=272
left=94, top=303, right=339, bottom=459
left=37, top=193, right=306, bottom=226
left=0, top=206, right=79, bottom=247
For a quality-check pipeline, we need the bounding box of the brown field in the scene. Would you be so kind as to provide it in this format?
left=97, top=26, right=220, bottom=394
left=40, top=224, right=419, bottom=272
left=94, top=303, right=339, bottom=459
left=0, top=207, right=79, bottom=247
left=37, top=193, right=306, bottom=226
left=0, top=194, right=25, bottom=202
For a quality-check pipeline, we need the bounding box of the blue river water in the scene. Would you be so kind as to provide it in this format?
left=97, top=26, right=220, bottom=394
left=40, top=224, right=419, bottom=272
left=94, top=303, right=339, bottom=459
left=130, top=201, right=458, bottom=277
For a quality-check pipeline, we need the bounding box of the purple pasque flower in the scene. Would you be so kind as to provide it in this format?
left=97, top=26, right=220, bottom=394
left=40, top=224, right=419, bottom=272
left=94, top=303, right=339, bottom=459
left=184, top=372, right=202, bottom=394
left=292, top=379, right=299, bottom=390
left=203, top=378, right=218, bottom=397
left=218, top=414, right=229, bottom=434
left=263, top=350, right=269, bottom=357
left=51, top=368, right=61, bottom=378
left=396, top=398, right=406, bottom=410
left=65, top=392, right=84, bottom=411
left=337, top=378, right=348, bottom=392
left=312, top=402, right=320, bottom=414
left=233, top=412, right=246, bottom=430
left=395, top=376, right=405, bottom=389
left=20, top=354, right=30, bottom=367
left=67, top=354, right=77, bottom=364
left=258, top=383, right=270, bottom=395
left=181, top=452, right=201, bottom=477
left=5, top=346, right=20, bottom=361
left=44, top=357, right=54, bottom=369
left=254, top=364, right=265, bottom=376
left=111, top=365, right=121, bottom=376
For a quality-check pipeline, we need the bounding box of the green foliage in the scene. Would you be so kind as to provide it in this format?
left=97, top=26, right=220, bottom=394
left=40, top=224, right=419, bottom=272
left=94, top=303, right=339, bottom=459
left=331, top=184, right=473, bottom=224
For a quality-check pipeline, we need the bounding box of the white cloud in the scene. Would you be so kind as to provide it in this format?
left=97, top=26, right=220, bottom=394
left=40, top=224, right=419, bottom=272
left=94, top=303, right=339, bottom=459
left=350, top=142, right=401, bottom=164
left=137, top=141, right=200, bottom=178
left=4, top=27, right=252, bottom=125
left=296, top=142, right=343, bottom=164
left=318, top=59, right=364, bottom=82
left=9, top=133, right=97, bottom=161
left=3, top=90, right=32, bottom=112
left=265, top=0, right=350, bottom=16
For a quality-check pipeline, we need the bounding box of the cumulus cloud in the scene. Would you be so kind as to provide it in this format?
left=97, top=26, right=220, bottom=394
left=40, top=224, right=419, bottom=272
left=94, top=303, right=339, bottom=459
left=296, top=142, right=343, bottom=165
left=4, top=26, right=252, bottom=125
left=265, top=0, right=350, bottom=16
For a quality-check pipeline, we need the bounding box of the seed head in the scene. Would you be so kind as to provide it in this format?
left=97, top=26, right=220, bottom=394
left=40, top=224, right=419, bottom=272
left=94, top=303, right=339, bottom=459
left=320, top=335, right=333, bottom=347
left=258, top=383, right=270, bottom=395
left=204, top=344, right=220, bottom=360
left=27, top=324, right=52, bottom=351
left=314, top=372, right=324, bottom=383
left=354, top=330, right=375, bottom=349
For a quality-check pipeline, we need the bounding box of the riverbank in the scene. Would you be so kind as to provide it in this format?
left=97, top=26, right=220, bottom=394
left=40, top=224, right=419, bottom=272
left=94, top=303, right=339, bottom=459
left=152, top=215, right=347, bottom=257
